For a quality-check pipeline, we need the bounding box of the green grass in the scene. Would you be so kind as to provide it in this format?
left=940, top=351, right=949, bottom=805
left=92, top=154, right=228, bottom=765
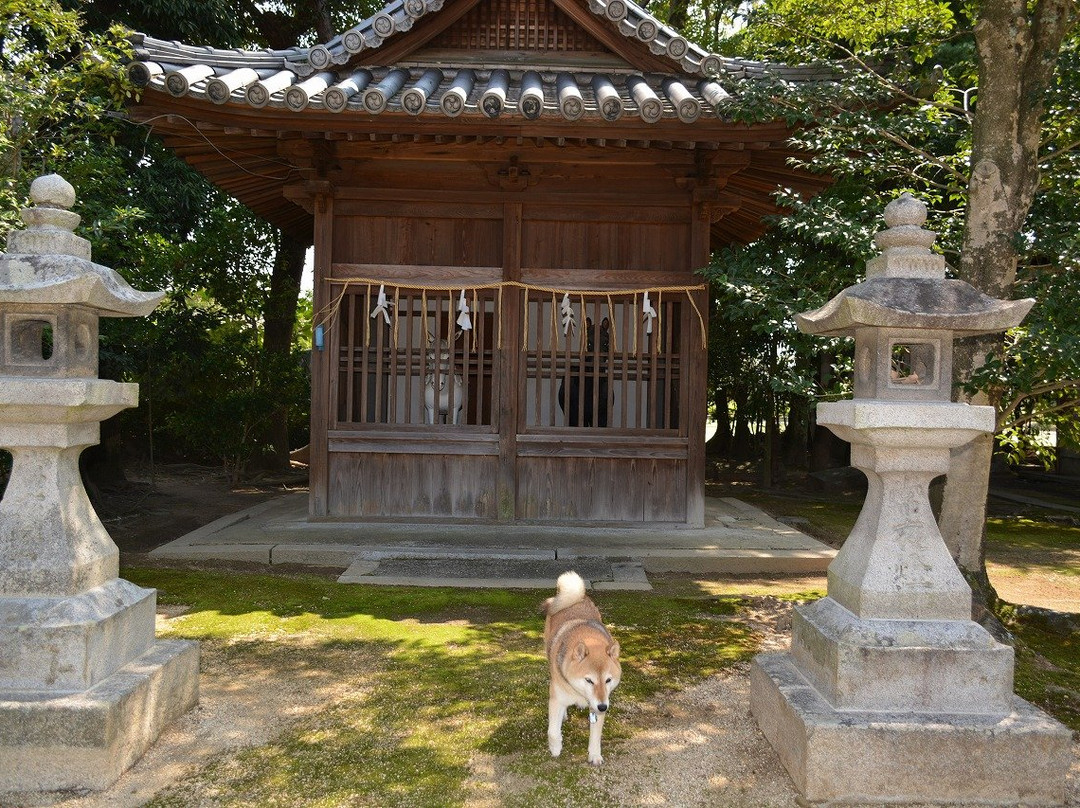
left=123, top=495, right=1080, bottom=806
left=126, top=568, right=758, bottom=808
left=1006, top=613, right=1080, bottom=733
left=985, top=517, right=1080, bottom=576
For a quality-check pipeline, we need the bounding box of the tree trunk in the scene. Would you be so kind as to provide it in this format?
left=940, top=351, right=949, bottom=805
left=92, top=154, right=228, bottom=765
left=259, top=232, right=308, bottom=471
left=705, top=386, right=730, bottom=455
left=941, top=0, right=1075, bottom=595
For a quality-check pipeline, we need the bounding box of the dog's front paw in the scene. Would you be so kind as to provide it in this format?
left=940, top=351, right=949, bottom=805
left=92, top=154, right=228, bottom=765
left=548, top=737, right=563, bottom=758
left=588, top=754, right=604, bottom=766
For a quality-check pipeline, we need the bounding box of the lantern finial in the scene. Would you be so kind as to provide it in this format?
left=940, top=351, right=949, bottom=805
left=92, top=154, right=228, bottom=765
left=868, top=192, right=940, bottom=277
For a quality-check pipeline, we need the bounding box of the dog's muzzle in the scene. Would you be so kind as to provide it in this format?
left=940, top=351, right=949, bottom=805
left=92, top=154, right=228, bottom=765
left=596, top=703, right=608, bottom=712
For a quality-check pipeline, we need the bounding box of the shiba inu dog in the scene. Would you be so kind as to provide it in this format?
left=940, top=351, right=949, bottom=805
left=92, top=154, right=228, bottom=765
left=542, top=571, right=622, bottom=765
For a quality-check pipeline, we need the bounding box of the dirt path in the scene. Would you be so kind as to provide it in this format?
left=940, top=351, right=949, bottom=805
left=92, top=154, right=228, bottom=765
left=5, top=601, right=1077, bottom=808
left=95, top=464, right=302, bottom=556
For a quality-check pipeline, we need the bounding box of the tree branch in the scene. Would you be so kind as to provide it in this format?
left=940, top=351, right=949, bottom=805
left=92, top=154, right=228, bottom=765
left=1038, top=137, right=1080, bottom=162
left=1004, top=396, right=1080, bottom=430
left=997, top=380, right=1080, bottom=429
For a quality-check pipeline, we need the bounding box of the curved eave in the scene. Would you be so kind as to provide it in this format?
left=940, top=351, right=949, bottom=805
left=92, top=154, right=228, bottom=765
left=131, top=59, right=745, bottom=124
left=796, top=279, right=1035, bottom=337
left=127, top=86, right=828, bottom=247
left=128, top=0, right=820, bottom=81
left=0, top=259, right=164, bottom=317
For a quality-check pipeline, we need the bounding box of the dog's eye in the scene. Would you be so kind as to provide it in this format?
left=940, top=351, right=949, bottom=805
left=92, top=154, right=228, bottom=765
left=606, top=677, right=612, bottom=684
left=584, top=677, right=594, bottom=685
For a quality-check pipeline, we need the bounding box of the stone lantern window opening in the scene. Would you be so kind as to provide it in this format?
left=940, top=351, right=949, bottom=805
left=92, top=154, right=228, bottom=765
left=1, top=307, right=98, bottom=378
left=9, top=315, right=56, bottom=364
left=852, top=325, right=951, bottom=402
left=888, top=340, right=936, bottom=386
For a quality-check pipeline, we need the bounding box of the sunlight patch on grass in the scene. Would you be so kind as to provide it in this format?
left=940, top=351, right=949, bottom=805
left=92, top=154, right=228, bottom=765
left=652, top=575, right=827, bottom=599
left=130, top=568, right=759, bottom=808
left=986, top=517, right=1080, bottom=551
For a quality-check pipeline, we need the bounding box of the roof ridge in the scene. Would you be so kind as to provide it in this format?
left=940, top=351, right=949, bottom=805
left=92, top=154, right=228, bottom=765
left=131, top=0, right=810, bottom=82
left=291, top=0, right=744, bottom=78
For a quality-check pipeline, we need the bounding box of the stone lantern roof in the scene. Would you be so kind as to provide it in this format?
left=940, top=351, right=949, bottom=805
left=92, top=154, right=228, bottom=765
left=0, top=174, right=163, bottom=317
left=795, top=194, right=1033, bottom=337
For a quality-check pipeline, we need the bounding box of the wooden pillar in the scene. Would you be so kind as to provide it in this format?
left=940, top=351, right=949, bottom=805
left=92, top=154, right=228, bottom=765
left=686, top=195, right=714, bottom=527
left=309, top=191, right=334, bottom=518
left=498, top=201, right=523, bottom=521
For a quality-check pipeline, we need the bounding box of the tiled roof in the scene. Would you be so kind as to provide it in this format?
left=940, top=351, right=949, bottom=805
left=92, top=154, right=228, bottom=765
left=131, top=53, right=737, bottom=123
left=128, top=0, right=829, bottom=123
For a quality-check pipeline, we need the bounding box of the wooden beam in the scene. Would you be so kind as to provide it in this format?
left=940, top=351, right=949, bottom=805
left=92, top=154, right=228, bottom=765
left=310, top=191, right=334, bottom=518
left=498, top=201, right=523, bottom=522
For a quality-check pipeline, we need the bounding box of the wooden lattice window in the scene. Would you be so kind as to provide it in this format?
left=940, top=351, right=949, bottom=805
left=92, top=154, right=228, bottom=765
left=523, top=292, right=682, bottom=431
left=334, top=287, right=497, bottom=428
left=427, top=0, right=606, bottom=52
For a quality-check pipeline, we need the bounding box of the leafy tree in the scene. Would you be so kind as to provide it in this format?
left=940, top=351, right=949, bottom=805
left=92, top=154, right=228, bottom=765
left=0, top=0, right=321, bottom=477
left=79, top=0, right=378, bottom=470
left=681, top=0, right=1080, bottom=604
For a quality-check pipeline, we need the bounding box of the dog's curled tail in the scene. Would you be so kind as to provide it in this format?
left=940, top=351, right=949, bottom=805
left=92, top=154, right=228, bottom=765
left=543, top=570, right=587, bottom=615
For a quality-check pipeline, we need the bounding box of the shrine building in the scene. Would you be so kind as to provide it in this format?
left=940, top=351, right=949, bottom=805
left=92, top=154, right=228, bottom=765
left=126, top=0, right=828, bottom=527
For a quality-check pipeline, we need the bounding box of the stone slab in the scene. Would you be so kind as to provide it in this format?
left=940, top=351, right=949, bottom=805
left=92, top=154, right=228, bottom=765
left=149, top=543, right=273, bottom=564
left=339, top=575, right=562, bottom=589
left=355, top=546, right=556, bottom=562
left=150, top=494, right=838, bottom=580
left=638, top=549, right=834, bottom=575
left=0, top=579, right=155, bottom=692
left=0, top=639, right=199, bottom=793
left=337, top=556, right=653, bottom=590
left=750, top=652, right=1071, bottom=806
left=596, top=561, right=652, bottom=591
left=271, top=543, right=363, bottom=568
left=790, top=596, right=1014, bottom=714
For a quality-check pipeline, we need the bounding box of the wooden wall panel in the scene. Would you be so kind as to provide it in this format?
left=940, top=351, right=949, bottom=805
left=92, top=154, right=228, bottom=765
left=643, top=460, right=687, bottom=522
left=328, top=452, right=498, bottom=518
left=516, top=457, right=687, bottom=522
left=521, top=218, right=691, bottom=273
left=333, top=215, right=503, bottom=267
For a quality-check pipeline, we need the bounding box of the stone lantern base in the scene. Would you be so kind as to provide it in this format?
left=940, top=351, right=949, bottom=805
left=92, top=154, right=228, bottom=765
left=748, top=401, right=1072, bottom=805
left=751, top=652, right=1071, bottom=806
left=0, top=379, right=199, bottom=793
left=0, top=637, right=198, bottom=792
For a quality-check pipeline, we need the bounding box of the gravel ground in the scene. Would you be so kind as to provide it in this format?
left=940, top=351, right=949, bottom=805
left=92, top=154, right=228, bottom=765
left=4, top=601, right=1077, bottom=808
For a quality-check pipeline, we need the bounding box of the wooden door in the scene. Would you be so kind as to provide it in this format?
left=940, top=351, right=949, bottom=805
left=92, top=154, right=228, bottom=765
left=318, top=199, right=699, bottom=524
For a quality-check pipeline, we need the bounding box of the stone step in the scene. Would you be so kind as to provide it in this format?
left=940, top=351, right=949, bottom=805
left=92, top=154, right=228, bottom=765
left=338, top=556, right=651, bottom=590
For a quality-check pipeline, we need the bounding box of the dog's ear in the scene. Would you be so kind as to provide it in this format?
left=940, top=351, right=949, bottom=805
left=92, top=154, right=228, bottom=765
left=573, top=641, right=589, bottom=661
left=607, top=639, right=620, bottom=659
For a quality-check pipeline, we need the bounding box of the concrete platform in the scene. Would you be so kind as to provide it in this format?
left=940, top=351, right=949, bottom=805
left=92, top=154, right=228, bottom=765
left=148, top=494, right=835, bottom=589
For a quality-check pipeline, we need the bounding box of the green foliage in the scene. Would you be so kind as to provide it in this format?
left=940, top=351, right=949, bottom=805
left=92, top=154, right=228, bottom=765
left=730, top=0, right=956, bottom=60
left=0, top=0, right=316, bottom=475
left=701, top=0, right=1080, bottom=465
left=122, top=569, right=756, bottom=807
left=0, top=1, right=131, bottom=222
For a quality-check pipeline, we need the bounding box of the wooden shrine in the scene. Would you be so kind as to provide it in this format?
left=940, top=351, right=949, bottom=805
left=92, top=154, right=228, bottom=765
left=127, top=0, right=827, bottom=526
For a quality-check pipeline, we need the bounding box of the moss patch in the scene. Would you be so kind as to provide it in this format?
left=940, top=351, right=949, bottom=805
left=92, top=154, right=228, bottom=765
left=1006, top=611, right=1080, bottom=733
left=127, top=568, right=757, bottom=808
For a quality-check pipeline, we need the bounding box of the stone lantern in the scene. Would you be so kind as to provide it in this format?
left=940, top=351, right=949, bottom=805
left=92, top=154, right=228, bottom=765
left=0, top=175, right=198, bottom=793
left=749, top=194, right=1071, bottom=805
